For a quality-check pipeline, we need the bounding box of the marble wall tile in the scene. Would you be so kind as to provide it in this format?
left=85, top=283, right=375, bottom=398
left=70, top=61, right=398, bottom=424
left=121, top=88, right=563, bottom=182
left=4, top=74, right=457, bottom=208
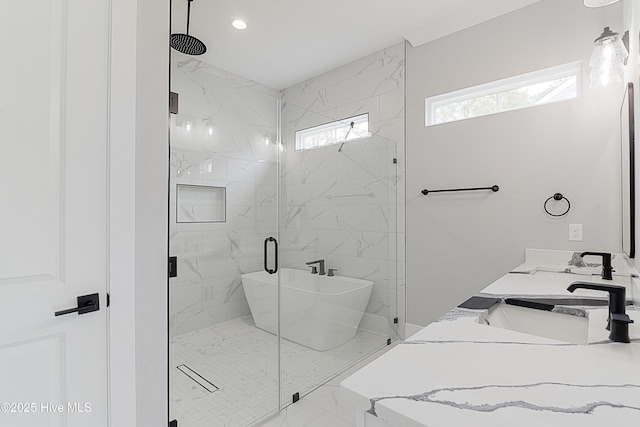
left=257, top=184, right=278, bottom=207
left=170, top=45, right=406, bottom=338
left=251, top=161, right=278, bottom=184
left=335, top=96, right=381, bottom=125
left=169, top=283, right=203, bottom=315
left=364, top=285, right=391, bottom=316
left=370, top=117, right=404, bottom=144
left=355, top=45, right=405, bottom=99
left=175, top=256, right=230, bottom=286
left=170, top=56, right=278, bottom=336
left=256, top=206, right=278, bottom=231
left=247, top=89, right=279, bottom=127
left=284, top=149, right=339, bottom=185
left=379, top=89, right=405, bottom=122
left=174, top=307, right=228, bottom=336
left=226, top=159, right=258, bottom=184
left=359, top=312, right=390, bottom=336
left=327, top=231, right=389, bottom=260
left=170, top=229, right=240, bottom=257
left=281, top=43, right=405, bottom=339
left=287, top=206, right=338, bottom=231
left=335, top=205, right=390, bottom=232
left=324, top=80, right=359, bottom=111
left=329, top=178, right=396, bottom=207
left=225, top=181, right=253, bottom=206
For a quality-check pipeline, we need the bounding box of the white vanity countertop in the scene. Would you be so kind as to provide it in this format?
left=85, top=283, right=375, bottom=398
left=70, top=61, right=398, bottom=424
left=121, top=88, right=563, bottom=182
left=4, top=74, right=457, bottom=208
left=340, top=250, right=640, bottom=427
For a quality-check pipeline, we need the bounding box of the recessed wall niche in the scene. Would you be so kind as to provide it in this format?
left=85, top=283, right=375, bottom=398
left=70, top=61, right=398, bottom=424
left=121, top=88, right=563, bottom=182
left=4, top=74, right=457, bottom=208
left=176, top=184, right=226, bottom=223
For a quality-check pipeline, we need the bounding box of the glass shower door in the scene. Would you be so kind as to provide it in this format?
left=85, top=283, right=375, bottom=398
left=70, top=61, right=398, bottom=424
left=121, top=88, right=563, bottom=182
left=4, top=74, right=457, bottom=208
left=278, top=103, right=399, bottom=406
left=168, top=53, right=281, bottom=427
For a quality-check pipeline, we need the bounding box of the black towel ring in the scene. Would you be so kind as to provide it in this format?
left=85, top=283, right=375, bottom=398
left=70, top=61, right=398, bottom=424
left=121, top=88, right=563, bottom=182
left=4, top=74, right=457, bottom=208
left=544, top=193, right=570, bottom=217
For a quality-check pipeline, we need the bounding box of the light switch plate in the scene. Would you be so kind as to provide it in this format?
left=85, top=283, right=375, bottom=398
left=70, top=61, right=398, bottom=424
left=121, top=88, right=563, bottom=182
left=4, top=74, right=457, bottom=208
left=569, top=224, right=583, bottom=241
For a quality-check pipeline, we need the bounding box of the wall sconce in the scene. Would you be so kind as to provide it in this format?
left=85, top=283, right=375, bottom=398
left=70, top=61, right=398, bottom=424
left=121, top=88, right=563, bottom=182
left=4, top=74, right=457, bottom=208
left=589, top=27, right=628, bottom=87
left=583, top=0, right=620, bottom=6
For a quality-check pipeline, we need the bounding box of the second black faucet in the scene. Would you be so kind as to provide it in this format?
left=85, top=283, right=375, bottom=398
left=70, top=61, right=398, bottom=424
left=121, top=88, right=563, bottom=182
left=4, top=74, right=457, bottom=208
left=580, top=251, right=613, bottom=280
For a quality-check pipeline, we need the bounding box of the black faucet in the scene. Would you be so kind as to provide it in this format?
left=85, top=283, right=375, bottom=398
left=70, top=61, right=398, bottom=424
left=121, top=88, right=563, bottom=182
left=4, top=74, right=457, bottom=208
left=580, top=251, right=613, bottom=280
left=567, top=281, right=634, bottom=343
left=306, top=259, right=326, bottom=275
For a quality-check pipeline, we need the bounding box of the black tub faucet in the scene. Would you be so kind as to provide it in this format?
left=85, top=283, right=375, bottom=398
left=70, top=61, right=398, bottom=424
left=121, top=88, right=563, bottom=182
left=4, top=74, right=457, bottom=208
left=306, top=259, right=326, bottom=275
left=580, top=251, right=613, bottom=280
left=567, top=281, right=634, bottom=343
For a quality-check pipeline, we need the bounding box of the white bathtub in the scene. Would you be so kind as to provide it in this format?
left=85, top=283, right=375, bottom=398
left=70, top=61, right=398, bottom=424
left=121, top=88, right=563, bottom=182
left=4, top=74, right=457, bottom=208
left=241, top=268, right=373, bottom=351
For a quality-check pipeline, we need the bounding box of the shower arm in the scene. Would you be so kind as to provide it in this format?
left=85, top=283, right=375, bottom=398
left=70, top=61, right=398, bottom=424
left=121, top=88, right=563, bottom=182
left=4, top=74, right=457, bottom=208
left=186, top=0, right=192, bottom=35
left=338, top=121, right=355, bottom=152
left=344, top=121, right=354, bottom=140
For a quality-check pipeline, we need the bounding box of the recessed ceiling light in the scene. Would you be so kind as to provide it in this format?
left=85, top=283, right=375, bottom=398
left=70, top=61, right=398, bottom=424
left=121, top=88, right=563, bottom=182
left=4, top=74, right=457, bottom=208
left=231, top=19, right=247, bottom=30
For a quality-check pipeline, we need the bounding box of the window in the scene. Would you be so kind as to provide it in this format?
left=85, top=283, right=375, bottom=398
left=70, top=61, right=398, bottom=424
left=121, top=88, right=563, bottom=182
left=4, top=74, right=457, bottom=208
left=295, top=113, right=370, bottom=151
left=425, top=62, right=582, bottom=126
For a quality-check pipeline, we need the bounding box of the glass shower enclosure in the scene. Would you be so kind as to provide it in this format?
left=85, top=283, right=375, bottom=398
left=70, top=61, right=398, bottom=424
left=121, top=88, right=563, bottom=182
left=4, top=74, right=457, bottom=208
left=168, top=53, right=399, bottom=427
left=278, top=102, right=399, bottom=404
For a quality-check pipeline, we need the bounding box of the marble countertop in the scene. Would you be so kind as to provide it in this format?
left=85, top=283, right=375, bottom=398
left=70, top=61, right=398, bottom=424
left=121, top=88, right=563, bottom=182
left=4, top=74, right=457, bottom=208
left=340, top=249, right=640, bottom=427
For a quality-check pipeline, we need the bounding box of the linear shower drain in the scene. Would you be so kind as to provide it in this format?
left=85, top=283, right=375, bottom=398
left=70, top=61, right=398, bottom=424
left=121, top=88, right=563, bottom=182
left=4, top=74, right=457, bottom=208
left=177, top=364, right=219, bottom=393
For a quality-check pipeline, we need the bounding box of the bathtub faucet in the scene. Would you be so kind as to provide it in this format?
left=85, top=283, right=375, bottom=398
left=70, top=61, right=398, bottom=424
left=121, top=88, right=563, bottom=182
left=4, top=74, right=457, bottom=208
left=306, top=259, right=326, bottom=275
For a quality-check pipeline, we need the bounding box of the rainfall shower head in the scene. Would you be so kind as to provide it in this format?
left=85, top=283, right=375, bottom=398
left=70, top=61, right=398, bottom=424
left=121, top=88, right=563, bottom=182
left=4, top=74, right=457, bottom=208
left=171, top=34, right=207, bottom=55
left=337, top=122, right=355, bottom=152
left=171, top=0, right=207, bottom=56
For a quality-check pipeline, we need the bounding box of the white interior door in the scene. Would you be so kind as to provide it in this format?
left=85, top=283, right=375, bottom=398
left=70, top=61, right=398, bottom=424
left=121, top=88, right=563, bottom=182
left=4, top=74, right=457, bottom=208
left=0, top=0, right=110, bottom=426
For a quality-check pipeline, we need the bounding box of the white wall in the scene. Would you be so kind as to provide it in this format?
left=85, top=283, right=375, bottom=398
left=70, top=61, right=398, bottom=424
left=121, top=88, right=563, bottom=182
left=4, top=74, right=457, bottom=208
left=169, top=54, right=279, bottom=336
left=281, top=43, right=406, bottom=337
left=109, top=0, right=169, bottom=425
left=406, top=0, right=623, bottom=326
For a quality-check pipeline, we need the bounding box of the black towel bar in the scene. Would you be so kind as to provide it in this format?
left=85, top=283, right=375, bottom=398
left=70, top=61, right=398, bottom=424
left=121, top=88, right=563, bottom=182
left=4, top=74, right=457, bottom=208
left=421, top=185, right=499, bottom=195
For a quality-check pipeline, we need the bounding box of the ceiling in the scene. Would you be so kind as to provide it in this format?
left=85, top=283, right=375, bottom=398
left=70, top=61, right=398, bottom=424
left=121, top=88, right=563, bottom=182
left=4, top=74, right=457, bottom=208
left=171, top=0, right=542, bottom=90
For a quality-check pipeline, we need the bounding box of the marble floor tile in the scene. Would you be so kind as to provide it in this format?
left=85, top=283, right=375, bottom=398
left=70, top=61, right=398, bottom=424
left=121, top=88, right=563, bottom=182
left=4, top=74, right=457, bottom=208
left=170, top=316, right=391, bottom=427
left=257, top=344, right=397, bottom=427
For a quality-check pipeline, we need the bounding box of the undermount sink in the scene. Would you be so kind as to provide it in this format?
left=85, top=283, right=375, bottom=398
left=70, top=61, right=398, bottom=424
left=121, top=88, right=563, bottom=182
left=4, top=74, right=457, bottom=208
left=485, top=303, right=589, bottom=345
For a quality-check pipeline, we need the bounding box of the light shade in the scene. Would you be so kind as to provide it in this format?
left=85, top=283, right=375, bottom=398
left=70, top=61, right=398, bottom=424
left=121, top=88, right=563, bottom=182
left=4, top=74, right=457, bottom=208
left=589, top=27, right=628, bottom=87
left=584, top=0, right=620, bottom=7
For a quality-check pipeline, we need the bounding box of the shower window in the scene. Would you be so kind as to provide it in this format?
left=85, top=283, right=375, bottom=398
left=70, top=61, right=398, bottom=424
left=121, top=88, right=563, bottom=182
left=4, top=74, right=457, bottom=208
left=295, top=113, right=370, bottom=151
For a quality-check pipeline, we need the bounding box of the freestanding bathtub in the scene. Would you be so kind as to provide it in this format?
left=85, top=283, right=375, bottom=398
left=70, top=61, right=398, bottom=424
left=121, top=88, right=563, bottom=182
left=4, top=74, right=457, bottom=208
left=241, top=268, right=373, bottom=351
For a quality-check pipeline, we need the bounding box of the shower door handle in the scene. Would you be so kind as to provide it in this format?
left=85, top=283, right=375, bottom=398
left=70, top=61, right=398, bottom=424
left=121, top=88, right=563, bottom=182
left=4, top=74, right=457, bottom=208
left=264, top=237, right=278, bottom=275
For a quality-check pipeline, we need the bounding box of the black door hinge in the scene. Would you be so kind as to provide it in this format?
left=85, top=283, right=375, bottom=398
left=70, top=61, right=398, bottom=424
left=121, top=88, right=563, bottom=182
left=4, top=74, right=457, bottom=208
left=392, top=158, right=397, bottom=164
left=393, top=317, right=398, bottom=324
left=169, top=256, right=177, bottom=278
left=169, top=92, right=179, bottom=114
left=292, top=392, right=300, bottom=403
left=107, top=293, right=110, bottom=308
